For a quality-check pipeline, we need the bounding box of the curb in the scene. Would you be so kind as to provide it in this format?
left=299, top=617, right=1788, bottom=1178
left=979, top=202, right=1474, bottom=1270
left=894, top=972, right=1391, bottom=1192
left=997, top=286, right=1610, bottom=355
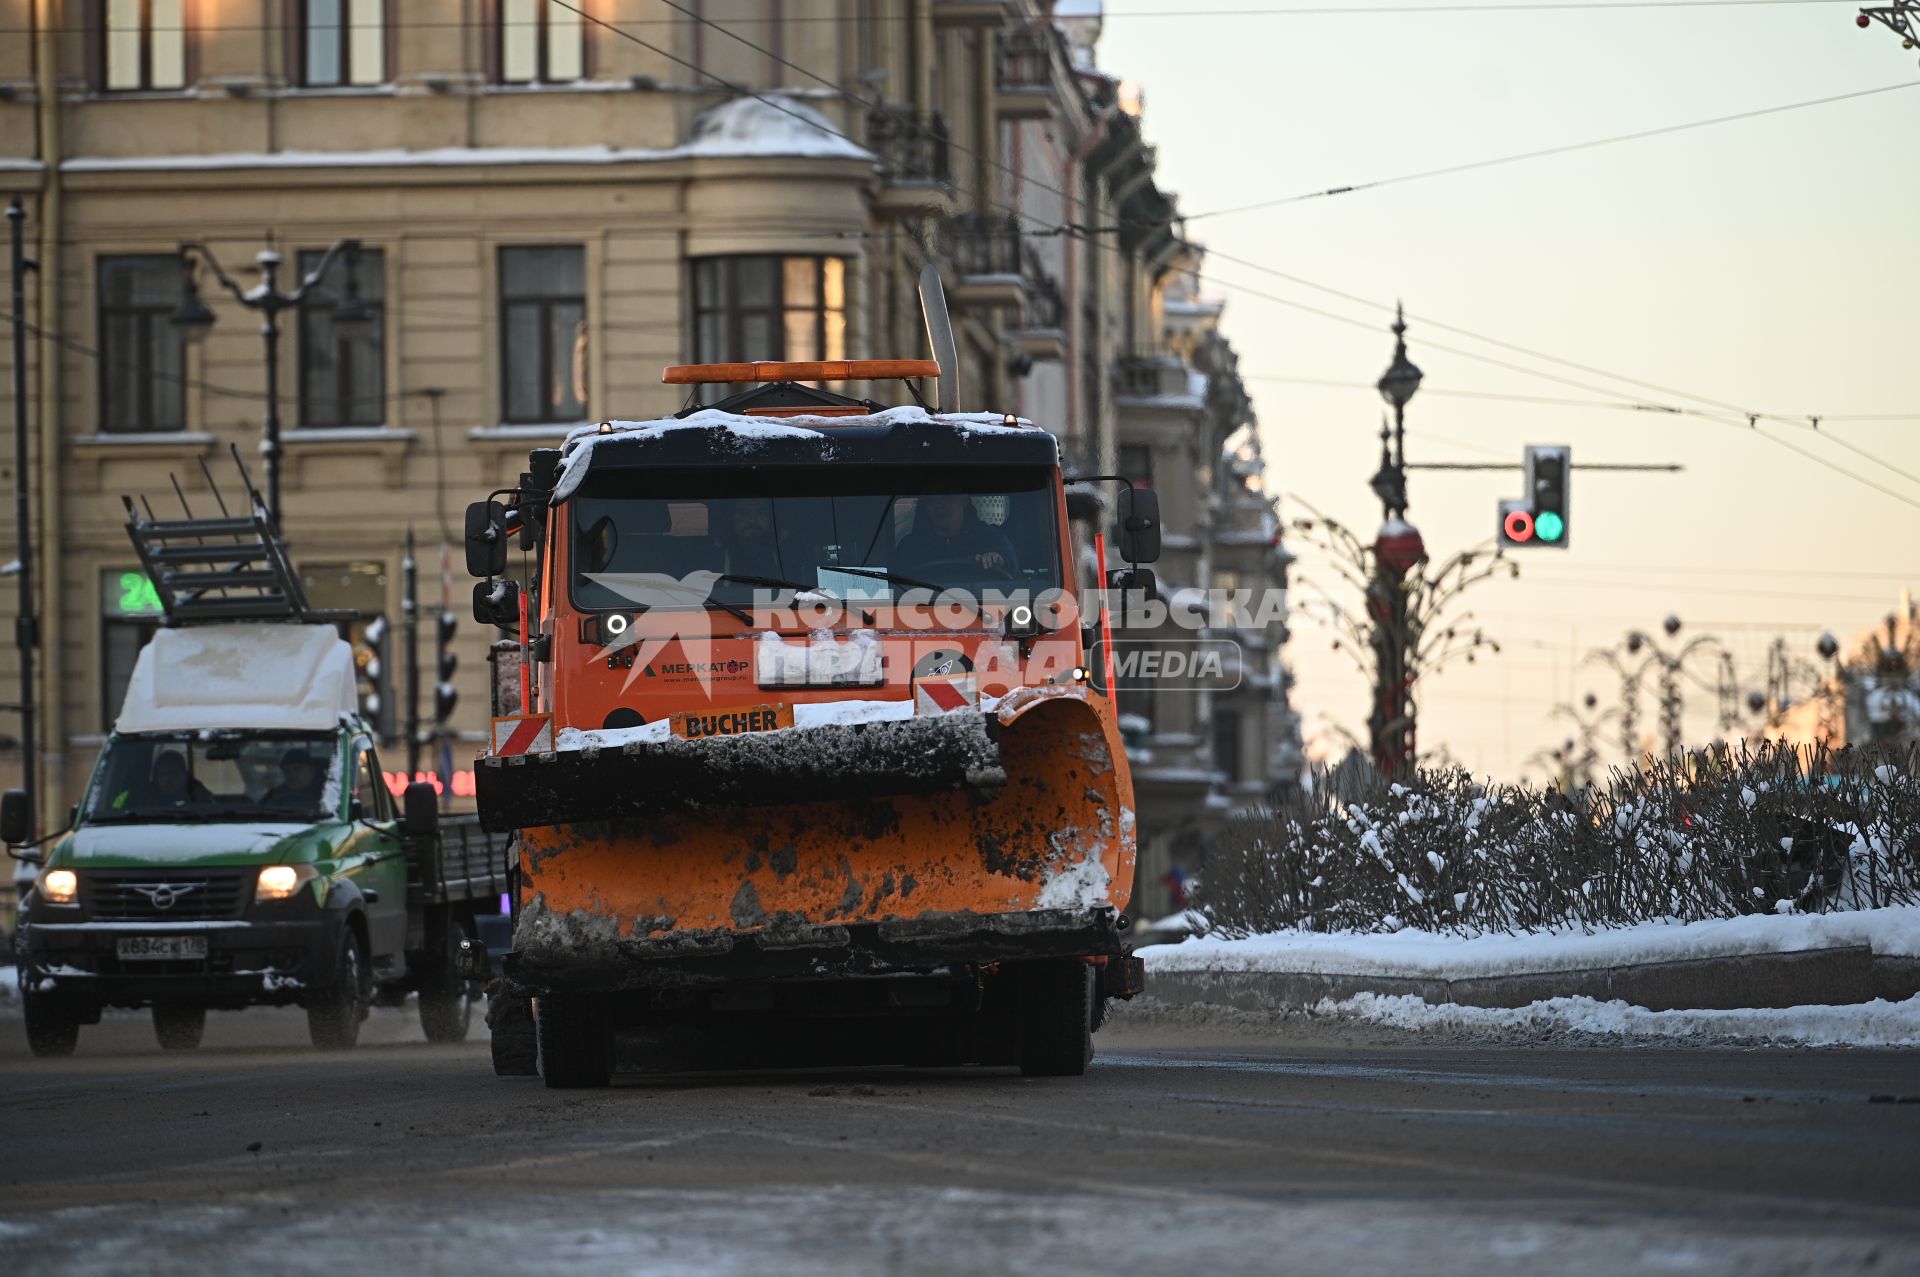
left=1145, top=947, right=1920, bottom=1014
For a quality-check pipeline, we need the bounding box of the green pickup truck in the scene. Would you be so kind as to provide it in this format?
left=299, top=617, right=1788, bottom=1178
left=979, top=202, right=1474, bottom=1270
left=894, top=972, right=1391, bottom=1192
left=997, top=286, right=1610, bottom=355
left=5, top=623, right=510, bottom=1059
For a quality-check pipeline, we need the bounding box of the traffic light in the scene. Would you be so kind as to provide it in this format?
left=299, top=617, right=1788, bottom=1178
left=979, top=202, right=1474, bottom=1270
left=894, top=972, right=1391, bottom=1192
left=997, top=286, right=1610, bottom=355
left=1497, top=445, right=1570, bottom=548
left=355, top=614, right=395, bottom=740
left=434, top=611, right=459, bottom=726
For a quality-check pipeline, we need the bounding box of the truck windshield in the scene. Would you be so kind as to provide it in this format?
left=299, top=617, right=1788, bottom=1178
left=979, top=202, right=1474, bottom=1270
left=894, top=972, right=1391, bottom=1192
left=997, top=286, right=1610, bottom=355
left=570, top=464, right=1062, bottom=611
left=84, top=734, right=341, bottom=824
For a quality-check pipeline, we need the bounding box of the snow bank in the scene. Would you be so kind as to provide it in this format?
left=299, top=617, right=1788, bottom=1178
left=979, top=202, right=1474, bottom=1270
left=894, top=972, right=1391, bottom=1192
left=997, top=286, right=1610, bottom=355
left=1325, top=991, right=1920, bottom=1048
left=1140, top=906, right=1920, bottom=979
left=114, top=623, right=358, bottom=734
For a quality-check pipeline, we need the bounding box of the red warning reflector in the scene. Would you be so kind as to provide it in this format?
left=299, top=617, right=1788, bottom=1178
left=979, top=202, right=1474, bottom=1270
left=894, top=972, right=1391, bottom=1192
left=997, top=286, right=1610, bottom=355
left=915, top=674, right=979, bottom=715
left=492, top=713, right=554, bottom=757
left=1503, top=509, right=1536, bottom=542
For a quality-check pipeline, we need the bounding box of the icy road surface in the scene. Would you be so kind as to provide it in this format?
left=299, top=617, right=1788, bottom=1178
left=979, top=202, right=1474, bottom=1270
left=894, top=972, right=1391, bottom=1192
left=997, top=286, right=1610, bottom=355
left=1, top=1004, right=1915, bottom=1276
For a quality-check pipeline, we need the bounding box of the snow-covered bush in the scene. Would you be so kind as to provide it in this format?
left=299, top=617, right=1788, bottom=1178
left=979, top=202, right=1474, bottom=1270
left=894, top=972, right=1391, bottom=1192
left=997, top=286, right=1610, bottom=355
left=1196, top=742, right=1920, bottom=938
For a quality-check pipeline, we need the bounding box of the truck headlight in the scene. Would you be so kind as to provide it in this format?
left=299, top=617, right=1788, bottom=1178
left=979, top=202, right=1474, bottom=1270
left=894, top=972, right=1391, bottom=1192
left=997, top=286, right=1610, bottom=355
left=255, top=863, right=319, bottom=903
left=39, top=868, right=78, bottom=904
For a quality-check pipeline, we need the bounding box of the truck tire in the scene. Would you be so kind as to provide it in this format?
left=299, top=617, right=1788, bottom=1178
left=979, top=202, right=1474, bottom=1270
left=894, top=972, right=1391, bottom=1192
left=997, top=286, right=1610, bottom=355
left=307, top=928, right=370, bottom=1051
left=488, top=992, right=539, bottom=1076
left=24, top=992, right=81, bottom=1058
left=538, top=993, right=614, bottom=1089
left=1016, top=960, right=1094, bottom=1078
left=418, top=921, right=474, bottom=1045
left=153, top=1003, right=206, bottom=1051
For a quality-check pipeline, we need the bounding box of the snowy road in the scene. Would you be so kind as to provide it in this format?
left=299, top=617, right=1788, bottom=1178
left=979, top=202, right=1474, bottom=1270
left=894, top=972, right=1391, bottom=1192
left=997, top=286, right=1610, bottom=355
left=1, top=1005, right=1916, bottom=1276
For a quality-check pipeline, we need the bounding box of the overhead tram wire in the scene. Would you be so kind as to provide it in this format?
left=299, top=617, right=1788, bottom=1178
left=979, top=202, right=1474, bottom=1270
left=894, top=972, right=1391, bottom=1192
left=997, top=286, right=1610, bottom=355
left=1178, top=81, right=1920, bottom=220
left=649, top=0, right=1920, bottom=508
left=26, top=3, right=1909, bottom=511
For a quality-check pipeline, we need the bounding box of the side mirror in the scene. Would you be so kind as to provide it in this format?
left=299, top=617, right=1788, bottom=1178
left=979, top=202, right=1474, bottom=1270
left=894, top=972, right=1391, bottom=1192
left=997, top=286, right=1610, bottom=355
left=403, top=780, right=439, bottom=839
left=465, top=500, right=509, bottom=578
left=1118, top=487, right=1161, bottom=565
left=472, top=578, right=522, bottom=628
left=0, top=788, right=28, bottom=845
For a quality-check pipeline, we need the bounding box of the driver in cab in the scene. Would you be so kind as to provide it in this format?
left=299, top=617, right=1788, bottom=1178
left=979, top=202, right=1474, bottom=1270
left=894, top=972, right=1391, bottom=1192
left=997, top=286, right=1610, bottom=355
left=896, top=494, right=1019, bottom=580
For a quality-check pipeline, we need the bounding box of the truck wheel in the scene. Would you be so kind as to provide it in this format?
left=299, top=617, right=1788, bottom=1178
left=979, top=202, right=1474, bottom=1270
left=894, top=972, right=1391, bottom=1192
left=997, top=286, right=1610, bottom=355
left=24, top=992, right=81, bottom=1058
left=153, top=1003, right=206, bottom=1051
left=419, top=922, right=474, bottom=1045
left=488, top=992, right=540, bottom=1076
left=1016, top=960, right=1094, bottom=1078
left=538, top=993, right=613, bottom=1089
left=307, top=929, right=370, bottom=1050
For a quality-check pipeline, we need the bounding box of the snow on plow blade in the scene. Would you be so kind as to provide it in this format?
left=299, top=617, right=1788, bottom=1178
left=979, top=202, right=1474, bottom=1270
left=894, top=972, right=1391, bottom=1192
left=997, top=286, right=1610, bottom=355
left=505, top=691, right=1137, bottom=990
left=475, top=711, right=1005, bottom=833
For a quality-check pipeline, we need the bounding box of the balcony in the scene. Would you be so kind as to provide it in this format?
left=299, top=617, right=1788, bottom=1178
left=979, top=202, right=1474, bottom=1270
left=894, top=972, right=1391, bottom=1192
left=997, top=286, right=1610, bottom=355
left=942, top=213, right=1026, bottom=309
left=1113, top=354, right=1195, bottom=402
left=995, top=29, right=1056, bottom=120
left=1009, top=251, right=1066, bottom=362
left=867, top=107, right=954, bottom=220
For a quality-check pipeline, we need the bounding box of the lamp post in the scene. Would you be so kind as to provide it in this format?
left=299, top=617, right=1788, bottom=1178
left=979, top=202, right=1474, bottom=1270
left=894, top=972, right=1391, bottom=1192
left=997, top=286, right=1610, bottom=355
left=1368, top=306, right=1423, bottom=778
left=169, top=238, right=371, bottom=524
left=8, top=196, right=37, bottom=840
left=1606, top=615, right=1736, bottom=758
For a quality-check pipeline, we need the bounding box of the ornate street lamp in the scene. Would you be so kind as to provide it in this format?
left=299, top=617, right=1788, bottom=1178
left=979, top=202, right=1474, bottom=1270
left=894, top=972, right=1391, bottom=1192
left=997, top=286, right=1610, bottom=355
left=170, top=238, right=369, bottom=522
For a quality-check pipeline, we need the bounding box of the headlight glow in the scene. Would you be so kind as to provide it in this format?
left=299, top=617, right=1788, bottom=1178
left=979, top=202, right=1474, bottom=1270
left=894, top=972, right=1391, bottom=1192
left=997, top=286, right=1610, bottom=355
left=39, top=868, right=78, bottom=904
left=255, top=863, right=318, bottom=902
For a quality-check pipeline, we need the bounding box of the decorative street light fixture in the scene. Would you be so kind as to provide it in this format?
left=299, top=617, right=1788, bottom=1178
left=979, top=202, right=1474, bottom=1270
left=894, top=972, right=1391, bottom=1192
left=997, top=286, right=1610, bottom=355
left=1368, top=307, right=1426, bottom=777
left=169, top=238, right=370, bottom=522
left=1375, top=303, right=1423, bottom=512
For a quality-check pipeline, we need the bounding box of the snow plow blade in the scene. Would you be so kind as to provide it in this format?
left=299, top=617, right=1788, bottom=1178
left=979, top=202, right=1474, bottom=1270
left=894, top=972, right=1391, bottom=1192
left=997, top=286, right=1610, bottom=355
left=504, top=690, right=1137, bottom=990
left=475, top=711, right=1005, bottom=833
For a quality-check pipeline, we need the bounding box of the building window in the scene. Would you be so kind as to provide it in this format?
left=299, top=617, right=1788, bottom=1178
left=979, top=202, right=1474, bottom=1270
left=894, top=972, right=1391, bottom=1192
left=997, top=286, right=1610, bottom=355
left=691, top=257, right=847, bottom=366
left=100, top=569, right=165, bottom=729
left=298, top=247, right=385, bottom=427
left=499, top=246, right=587, bottom=424
left=1212, top=710, right=1244, bottom=786
left=97, top=255, right=187, bottom=434
left=499, top=0, right=584, bottom=84
left=103, top=0, right=187, bottom=91
left=302, top=0, right=386, bottom=87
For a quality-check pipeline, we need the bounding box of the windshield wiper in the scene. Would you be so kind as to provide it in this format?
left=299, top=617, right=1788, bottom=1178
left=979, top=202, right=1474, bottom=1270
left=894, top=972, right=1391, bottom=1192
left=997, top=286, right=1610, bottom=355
left=826, top=568, right=987, bottom=622
left=714, top=572, right=818, bottom=595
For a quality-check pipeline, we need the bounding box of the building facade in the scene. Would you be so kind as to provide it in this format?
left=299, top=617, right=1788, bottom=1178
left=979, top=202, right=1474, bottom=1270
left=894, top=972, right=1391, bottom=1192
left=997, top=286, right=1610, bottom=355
left=0, top=0, right=1299, bottom=919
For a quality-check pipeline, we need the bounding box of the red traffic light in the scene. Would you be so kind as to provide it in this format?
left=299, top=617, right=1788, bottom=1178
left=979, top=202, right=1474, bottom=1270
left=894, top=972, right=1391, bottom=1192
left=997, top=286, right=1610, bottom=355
left=1503, top=508, right=1536, bottom=542
left=1857, top=13, right=1872, bottom=26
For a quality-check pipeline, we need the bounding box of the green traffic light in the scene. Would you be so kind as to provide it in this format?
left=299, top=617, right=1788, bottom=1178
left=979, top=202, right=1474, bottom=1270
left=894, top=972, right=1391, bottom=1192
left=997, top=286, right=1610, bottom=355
left=1535, top=510, right=1565, bottom=542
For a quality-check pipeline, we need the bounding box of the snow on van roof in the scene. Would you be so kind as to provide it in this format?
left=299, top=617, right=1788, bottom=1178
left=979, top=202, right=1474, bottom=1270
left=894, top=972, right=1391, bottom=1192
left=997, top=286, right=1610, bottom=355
left=550, top=407, right=1041, bottom=502
left=115, top=623, right=360, bottom=735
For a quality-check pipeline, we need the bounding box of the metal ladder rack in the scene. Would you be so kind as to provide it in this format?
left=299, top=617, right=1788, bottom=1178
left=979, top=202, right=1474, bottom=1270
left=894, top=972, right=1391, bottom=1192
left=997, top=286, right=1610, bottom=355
left=122, top=447, right=349, bottom=626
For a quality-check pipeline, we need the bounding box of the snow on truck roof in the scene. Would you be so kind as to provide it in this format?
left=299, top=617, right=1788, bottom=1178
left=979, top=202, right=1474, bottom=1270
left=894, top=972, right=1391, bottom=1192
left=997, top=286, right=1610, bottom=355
left=550, top=406, right=1056, bottom=503
left=114, top=623, right=360, bottom=735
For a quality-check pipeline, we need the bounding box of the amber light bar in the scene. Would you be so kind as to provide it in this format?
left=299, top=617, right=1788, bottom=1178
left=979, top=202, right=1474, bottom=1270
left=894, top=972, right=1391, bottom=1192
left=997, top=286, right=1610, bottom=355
left=661, top=359, right=941, bottom=386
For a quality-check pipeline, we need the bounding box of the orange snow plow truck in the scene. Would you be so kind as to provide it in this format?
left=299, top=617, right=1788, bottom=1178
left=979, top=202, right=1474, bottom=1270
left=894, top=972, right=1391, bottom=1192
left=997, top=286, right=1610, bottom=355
left=467, top=353, right=1158, bottom=1088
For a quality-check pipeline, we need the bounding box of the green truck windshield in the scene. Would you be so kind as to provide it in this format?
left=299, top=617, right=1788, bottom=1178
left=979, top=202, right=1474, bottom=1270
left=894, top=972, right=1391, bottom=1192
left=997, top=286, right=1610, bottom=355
left=570, top=464, right=1062, bottom=610
left=86, top=733, right=340, bottom=824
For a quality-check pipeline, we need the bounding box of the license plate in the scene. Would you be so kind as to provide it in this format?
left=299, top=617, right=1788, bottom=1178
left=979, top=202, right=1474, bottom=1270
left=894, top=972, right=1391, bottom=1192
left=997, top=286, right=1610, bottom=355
left=116, top=936, right=209, bottom=961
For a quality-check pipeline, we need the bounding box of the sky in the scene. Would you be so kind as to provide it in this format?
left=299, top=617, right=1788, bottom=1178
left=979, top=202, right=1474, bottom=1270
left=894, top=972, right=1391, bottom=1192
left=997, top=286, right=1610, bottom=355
left=1092, top=0, right=1920, bottom=780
